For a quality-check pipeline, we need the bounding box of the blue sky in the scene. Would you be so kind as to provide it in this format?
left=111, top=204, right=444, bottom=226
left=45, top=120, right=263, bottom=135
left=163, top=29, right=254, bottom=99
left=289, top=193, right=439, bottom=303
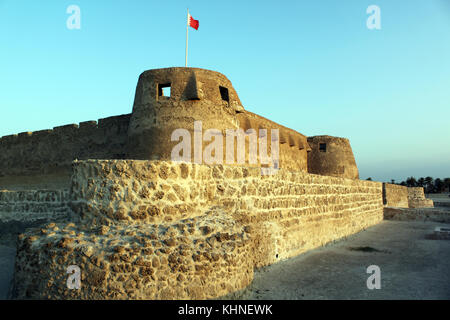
left=0, top=0, right=449, bottom=182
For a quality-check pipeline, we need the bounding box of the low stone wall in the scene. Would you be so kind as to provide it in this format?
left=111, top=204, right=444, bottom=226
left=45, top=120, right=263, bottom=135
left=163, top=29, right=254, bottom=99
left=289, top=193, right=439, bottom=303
left=408, top=187, right=434, bottom=208
left=383, top=183, right=409, bottom=208
left=10, top=160, right=383, bottom=300
left=435, top=202, right=450, bottom=208
left=0, top=190, right=71, bottom=244
left=384, top=207, right=450, bottom=223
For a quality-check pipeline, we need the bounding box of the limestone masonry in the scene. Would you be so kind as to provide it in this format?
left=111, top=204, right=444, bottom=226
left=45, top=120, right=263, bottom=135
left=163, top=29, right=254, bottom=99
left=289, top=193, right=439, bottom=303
left=407, top=187, right=434, bottom=208
left=0, top=67, right=435, bottom=299
left=9, top=160, right=383, bottom=299
left=382, top=183, right=409, bottom=208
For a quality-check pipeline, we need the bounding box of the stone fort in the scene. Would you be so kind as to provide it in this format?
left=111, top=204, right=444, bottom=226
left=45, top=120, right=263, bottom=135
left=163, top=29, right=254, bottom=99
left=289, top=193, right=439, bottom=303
left=0, top=67, right=359, bottom=190
left=0, top=67, right=433, bottom=299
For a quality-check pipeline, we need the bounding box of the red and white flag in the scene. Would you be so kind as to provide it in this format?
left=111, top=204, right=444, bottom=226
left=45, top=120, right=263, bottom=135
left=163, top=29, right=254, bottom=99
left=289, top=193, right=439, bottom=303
left=188, top=13, right=199, bottom=30
left=185, top=10, right=199, bottom=67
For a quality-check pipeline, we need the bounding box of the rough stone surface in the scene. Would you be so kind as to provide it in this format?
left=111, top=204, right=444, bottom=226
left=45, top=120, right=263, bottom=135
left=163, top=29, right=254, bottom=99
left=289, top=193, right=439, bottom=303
left=382, top=184, right=434, bottom=209
left=0, top=190, right=71, bottom=245
left=9, top=160, right=384, bottom=300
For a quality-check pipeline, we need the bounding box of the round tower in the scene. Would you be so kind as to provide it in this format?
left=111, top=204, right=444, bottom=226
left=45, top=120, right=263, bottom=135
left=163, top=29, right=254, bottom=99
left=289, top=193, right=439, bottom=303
left=307, top=135, right=359, bottom=179
left=126, top=67, right=244, bottom=161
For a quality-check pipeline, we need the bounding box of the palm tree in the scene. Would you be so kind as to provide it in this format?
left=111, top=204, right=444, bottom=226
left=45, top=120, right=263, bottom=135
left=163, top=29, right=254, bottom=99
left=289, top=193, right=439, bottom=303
left=444, top=178, right=450, bottom=192
left=435, top=178, right=444, bottom=193
left=424, top=176, right=434, bottom=193
left=417, top=177, right=425, bottom=187
left=406, top=177, right=417, bottom=187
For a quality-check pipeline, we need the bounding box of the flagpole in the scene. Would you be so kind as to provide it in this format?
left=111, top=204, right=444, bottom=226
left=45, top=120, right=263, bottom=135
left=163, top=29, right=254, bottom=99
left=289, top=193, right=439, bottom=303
left=185, top=8, right=189, bottom=67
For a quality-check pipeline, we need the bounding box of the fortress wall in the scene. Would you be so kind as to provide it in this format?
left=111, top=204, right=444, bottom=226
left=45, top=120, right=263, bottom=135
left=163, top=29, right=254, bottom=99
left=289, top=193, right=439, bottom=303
left=237, top=111, right=309, bottom=172
left=126, top=101, right=308, bottom=172
left=11, top=160, right=383, bottom=299
left=408, top=187, right=434, bottom=208
left=70, top=160, right=382, bottom=264
left=0, top=189, right=71, bottom=244
left=0, top=114, right=131, bottom=190
left=383, top=183, right=409, bottom=208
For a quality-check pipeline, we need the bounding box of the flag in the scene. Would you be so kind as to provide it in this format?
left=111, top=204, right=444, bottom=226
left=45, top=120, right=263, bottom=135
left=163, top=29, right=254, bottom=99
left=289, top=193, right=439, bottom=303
left=188, top=13, right=199, bottom=30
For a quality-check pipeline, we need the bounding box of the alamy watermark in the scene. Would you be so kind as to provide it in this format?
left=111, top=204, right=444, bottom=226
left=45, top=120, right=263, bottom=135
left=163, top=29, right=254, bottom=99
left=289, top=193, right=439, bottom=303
left=366, top=5, right=381, bottom=30
left=66, top=265, right=81, bottom=289
left=66, top=5, right=81, bottom=30
left=366, top=265, right=381, bottom=289
left=65, top=5, right=379, bottom=31
left=171, top=121, right=279, bottom=175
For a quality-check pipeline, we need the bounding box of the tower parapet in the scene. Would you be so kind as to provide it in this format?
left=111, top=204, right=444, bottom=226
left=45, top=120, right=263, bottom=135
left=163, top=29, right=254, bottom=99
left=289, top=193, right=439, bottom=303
left=307, top=135, right=359, bottom=180
left=127, top=67, right=244, bottom=161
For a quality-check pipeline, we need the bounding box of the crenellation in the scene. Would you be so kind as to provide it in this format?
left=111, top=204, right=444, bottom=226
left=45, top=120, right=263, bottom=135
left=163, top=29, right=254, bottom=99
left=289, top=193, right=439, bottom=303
left=33, top=129, right=53, bottom=138
left=0, top=113, right=133, bottom=188
left=98, top=114, right=131, bottom=130
left=79, top=120, right=97, bottom=130
left=53, top=124, right=79, bottom=134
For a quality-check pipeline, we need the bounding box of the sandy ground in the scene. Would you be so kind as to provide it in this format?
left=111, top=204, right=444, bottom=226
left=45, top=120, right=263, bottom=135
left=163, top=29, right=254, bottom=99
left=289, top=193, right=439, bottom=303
left=428, top=193, right=450, bottom=204
left=1, top=220, right=449, bottom=300
left=0, top=245, right=15, bottom=299
left=242, top=220, right=450, bottom=300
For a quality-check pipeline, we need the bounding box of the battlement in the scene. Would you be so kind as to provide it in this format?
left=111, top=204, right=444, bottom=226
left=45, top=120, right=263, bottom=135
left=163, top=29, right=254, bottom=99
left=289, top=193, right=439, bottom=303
left=0, top=114, right=131, bottom=189
left=0, top=114, right=131, bottom=145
